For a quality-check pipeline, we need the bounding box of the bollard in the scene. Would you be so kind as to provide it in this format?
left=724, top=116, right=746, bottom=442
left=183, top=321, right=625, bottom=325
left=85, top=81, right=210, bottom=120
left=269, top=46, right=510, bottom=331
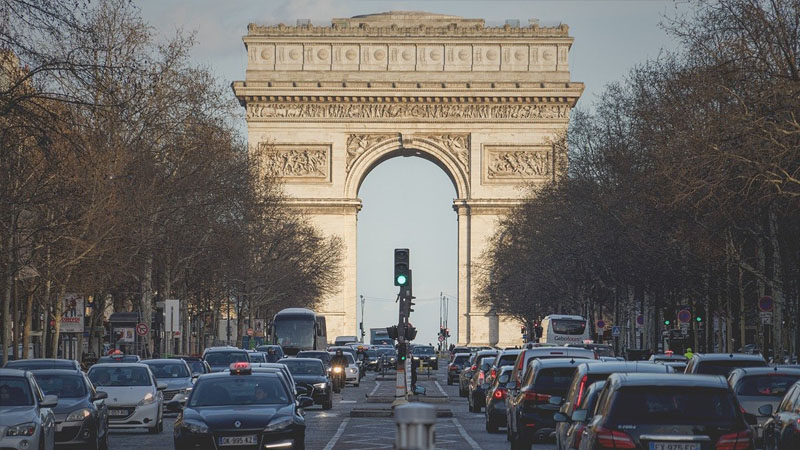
left=394, top=403, right=436, bottom=450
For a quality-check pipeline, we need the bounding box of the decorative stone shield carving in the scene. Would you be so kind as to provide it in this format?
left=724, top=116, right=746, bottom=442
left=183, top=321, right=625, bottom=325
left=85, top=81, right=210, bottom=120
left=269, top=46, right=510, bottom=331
left=257, top=143, right=331, bottom=181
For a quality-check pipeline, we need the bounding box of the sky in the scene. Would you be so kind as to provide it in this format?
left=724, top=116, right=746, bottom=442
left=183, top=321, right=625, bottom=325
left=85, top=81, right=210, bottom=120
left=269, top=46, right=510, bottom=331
left=136, top=0, right=691, bottom=345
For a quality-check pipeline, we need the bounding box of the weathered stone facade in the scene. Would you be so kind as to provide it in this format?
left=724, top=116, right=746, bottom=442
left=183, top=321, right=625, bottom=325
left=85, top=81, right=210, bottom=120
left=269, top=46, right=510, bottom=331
left=232, top=12, right=583, bottom=346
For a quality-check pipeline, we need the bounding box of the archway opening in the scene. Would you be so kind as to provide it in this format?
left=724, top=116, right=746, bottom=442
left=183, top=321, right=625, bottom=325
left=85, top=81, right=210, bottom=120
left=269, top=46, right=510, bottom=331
left=356, top=154, right=458, bottom=347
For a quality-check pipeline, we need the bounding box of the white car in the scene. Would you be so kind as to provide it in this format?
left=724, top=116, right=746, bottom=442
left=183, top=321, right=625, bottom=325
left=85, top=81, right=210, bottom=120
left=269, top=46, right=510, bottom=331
left=0, top=368, right=58, bottom=450
left=344, top=353, right=360, bottom=387
left=87, top=363, right=165, bottom=434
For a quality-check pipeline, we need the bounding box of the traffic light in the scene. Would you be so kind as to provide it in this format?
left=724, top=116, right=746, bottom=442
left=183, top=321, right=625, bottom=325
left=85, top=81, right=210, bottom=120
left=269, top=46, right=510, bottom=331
left=386, top=325, right=398, bottom=340
left=394, top=248, right=410, bottom=286
left=664, top=319, right=671, bottom=326
left=695, top=315, right=702, bottom=323
left=445, top=328, right=450, bottom=338
left=398, top=342, right=408, bottom=361
left=405, top=325, right=417, bottom=341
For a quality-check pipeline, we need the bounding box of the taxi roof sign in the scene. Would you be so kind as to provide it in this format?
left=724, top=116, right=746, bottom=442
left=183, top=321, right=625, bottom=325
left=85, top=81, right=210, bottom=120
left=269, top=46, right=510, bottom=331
left=230, top=362, right=252, bottom=375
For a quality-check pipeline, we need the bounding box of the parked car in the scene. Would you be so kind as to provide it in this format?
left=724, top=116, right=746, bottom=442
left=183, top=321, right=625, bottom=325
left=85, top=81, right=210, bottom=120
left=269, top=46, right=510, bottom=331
left=0, top=368, right=59, bottom=450
left=32, top=369, right=109, bottom=449
left=484, top=366, right=513, bottom=433
left=684, top=352, right=767, bottom=376
left=4, top=358, right=82, bottom=372
left=201, top=347, right=250, bottom=373
left=507, top=358, right=587, bottom=449
left=555, top=361, right=673, bottom=450
left=727, top=366, right=800, bottom=445
left=467, top=349, right=499, bottom=412
left=447, top=352, right=471, bottom=385
left=142, top=359, right=195, bottom=410
left=86, top=363, right=165, bottom=433
left=578, top=373, right=756, bottom=450
left=553, top=381, right=606, bottom=450
left=761, top=380, right=800, bottom=450
left=281, top=358, right=333, bottom=410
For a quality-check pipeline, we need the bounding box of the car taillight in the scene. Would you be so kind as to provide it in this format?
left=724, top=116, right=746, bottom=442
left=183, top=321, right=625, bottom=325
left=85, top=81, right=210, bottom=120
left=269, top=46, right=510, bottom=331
left=716, top=430, right=753, bottom=450
left=523, top=391, right=551, bottom=404
left=449, top=365, right=458, bottom=371
left=595, top=426, right=636, bottom=449
left=575, top=375, right=588, bottom=406
left=478, top=371, right=485, bottom=383
left=493, top=388, right=507, bottom=400
left=490, top=368, right=496, bottom=379
left=471, top=365, right=477, bottom=371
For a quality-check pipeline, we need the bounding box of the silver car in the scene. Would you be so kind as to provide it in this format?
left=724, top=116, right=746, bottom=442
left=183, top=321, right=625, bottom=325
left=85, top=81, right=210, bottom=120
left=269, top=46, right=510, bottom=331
left=0, top=368, right=58, bottom=450
left=728, top=366, right=800, bottom=444
left=142, top=359, right=195, bottom=409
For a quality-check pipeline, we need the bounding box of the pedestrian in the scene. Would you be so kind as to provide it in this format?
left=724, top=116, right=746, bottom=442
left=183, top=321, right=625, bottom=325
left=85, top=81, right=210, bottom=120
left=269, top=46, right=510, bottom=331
left=683, top=347, right=694, bottom=359
left=410, top=354, right=418, bottom=391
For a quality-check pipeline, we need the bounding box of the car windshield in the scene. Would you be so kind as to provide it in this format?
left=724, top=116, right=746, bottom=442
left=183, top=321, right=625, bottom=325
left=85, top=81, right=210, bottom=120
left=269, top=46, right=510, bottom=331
left=184, top=361, right=206, bottom=375
left=696, top=359, right=767, bottom=376
left=144, top=362, right=190, bottom=378
left=204, top=352, right=248, bottom=366
left=735, top=374, right=800, bottom=397
left=0, top=376, right=34, bottom=406
left=378, top=349, right=396, bottom=356
left=88, top=366, right=152, bottom=387
left=533, top=367, right=578, bottom=395
left=34, top=373, right=87, bottom=398
left=282, top=360, right=324, bottom=376
left=274, top=318, right=315, bottom=348
left=366, top=350, right=378, bottom=358
left=608, top=386, right=739, bottom=427
left=551, top=319, right=586, bottom=335
left=190, top=375, right=289, bottom=406
left=413, top=347, right=435, bottom=355
left=248, top=353, right=266, bottom=363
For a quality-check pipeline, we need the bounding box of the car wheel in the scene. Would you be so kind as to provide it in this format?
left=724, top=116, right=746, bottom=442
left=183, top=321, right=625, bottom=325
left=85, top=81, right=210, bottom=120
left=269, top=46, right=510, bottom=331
left=354, top=381, right=360, bottom=387
left=99, top=429, right=109, bottom=450
left=323, top=397, right=333, bottom=410
left=486, top=416, right=499, bottom=433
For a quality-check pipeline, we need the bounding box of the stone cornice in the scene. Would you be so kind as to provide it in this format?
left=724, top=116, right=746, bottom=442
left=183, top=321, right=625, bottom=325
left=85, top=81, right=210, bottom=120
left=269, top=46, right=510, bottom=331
left=246, top=22, right=570, bottom=39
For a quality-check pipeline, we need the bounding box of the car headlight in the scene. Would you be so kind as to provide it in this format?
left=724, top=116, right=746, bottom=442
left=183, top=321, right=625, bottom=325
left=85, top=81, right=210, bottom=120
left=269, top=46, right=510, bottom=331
left=66, top=408, right=91, bottom=422
left=429, top=356, right=436, bottom=359
left=180, top=387, right=193, bottom=395
left=313, top=382, right=327, bottom=390
left=332, top=367, right=342, bottom=373
left=413, top=356, right=420, bottom=360
left=138, top=392, right=155, bottom=406
left=264, top=416, right=293, bottom=432
left=184, top=420, right=210, bottom=434
left=6, top=423, right=36, bottom=437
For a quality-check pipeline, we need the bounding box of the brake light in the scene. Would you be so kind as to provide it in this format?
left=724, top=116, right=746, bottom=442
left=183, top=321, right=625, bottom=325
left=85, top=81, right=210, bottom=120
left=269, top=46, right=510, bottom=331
left=576, top=375, right=588, bottom=406
left=523, top=391, right=551, bottom=404
left=595, top=426, right=635, bottom=449
left=716, top=430, right=753, bottom=450
left=478, top=371, right=485, bottom=383
left=493, top=388, right=507, bottom=400
left=449, top=365, right=458, bottom=371
left=471, top=365, right=477, bottom=371
left=490, top=368, right=496, bottom=379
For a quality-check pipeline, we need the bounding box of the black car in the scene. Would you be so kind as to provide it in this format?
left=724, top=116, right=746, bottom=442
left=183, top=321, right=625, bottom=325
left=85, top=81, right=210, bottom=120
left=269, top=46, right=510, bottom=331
left=580, top=373, right=755, bottom=450
left=760, top=380, right=800, bottom=450
left=5, top=358, right=82, bottom=371
left=411, top=346, right=438, bottom=370
left=32, top=369, right=110, bottom=449
left=96, top=354, right=141, bottom=364
left=280, top=358, right=333, bottom=410
left=485, top=349, right=522, bottom=387
left=172, top=356, right=211, bottom=377
left=484, top=366, right=513, bottom=433
left=467, top=350, right=499, bottom=412
left=296, top=351, right=332, bottom=370
left=447, top=352, right=471, bottom=385
left=201, top=347, right=250, bottom=373
left=173, top=363, right=312, bottom=450
left=362, top=349, right=380, bottom=371
left=553, top=381, right=606, bottom=450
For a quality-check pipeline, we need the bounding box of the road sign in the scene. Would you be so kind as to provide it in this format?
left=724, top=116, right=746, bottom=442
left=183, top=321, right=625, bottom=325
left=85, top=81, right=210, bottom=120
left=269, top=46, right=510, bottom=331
left=438, top=335, right=444, bottom=342
left=677, top=309, right=692, bottom=324
left=636, top=314, right=644, bottom=327
left=174, top=331, right=181, bottom=337
left=758, top=296, right=774, bottom=312
left=612, top=326, right=621, bottom=337
left=135, top=322, right=149, bottom=336
left=681, top=327, right=689, bottom=336
left=760, top=311, right=773, bottom=324
left=597, top=320, right=606, bottom=329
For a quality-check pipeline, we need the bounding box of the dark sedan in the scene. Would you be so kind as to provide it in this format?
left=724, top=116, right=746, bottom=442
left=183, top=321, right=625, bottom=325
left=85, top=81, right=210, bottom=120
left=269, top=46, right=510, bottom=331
left=173, top=363, right=312, bottom=450
left=280, top=358, right=333, bottom=410
left=761, top=380, right=800, bottom=450
left=32, top=369, right=110, bottom=449
left=5, top=358, right=82, bottom=371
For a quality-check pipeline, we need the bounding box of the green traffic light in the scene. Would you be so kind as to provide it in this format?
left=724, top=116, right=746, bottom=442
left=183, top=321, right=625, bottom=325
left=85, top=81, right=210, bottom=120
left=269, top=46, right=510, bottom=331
left=664, top=320, right=671, bottom=325
left=396, top=274, right=408, bottom=285
left=400, top=355, right=406, bottom=361
left=696, top=316, right=702, bottom=322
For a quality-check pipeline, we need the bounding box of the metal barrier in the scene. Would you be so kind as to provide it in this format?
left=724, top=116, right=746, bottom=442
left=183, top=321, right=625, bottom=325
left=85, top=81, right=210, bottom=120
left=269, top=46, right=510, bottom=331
left=394, top=403, right=436, bottom=450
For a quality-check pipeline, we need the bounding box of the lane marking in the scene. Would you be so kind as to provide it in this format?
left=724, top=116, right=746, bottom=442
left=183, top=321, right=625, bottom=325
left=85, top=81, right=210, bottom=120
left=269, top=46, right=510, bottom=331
left=451, top=417, right=482, bottom=450
left=339, top=400, right=356, bottom=403
left=434, top=380, right=447, bottom=397
left=322, top=417, right=350, bottom=450
left=369, top=381, right=381, bottom=397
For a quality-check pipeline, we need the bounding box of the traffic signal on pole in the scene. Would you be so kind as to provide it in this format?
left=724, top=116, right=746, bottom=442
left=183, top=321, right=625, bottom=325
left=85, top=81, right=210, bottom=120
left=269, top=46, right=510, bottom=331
left=405, top=325, right=417, bottom=341
left=664, top=319, right=671, bottom=326
left=394, top=248, right=410, bottom=286
left=445, top=328, right=450, bottom=338
left=386, top=325, right=399, bottom=340
left=398, top=342, right=407, bottom=361
left=695, top=316, right=702, bottom=323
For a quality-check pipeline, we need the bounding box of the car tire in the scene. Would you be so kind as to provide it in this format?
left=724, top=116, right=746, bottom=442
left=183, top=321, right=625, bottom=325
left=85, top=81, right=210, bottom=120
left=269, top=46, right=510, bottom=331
left=88, top=433, right=100, bottom=450
left=323, top=397, right=333, bottom=410
left=486, top=416, right=499, bottom=433
left=99, top=430, right=109, bottom=450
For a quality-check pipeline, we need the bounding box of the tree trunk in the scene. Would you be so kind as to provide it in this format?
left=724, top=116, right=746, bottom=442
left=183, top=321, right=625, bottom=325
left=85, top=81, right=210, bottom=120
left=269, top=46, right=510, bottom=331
left=2, top=236, right=12, bottom=366
left=51, top=284, right=66, bottom=358
left=140, top=251, right=153, bottom=357
left=22, top=288, right=34, bottom=358
left=769, top=206, right=784, bottom=360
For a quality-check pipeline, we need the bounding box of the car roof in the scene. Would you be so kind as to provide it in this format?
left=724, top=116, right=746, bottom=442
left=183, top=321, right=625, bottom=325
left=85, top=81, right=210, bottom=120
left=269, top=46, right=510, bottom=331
left=476, top=350, right=499, bottom=356
left=579, top=361, right=673, bottom=374
left=203, top=347, right=247, bottom=353
left=282, top=358, right=323, bottom=364
left=499, top=349, right=522, bottom=356
left=692, top=353, right=766, bottom=361
left=728, top=366, right=800, bottom=382
left=608, top=373, right=728, bottom=389
left=453, top=352, right=471, bottom=357
left=524, top=347, right=596, bottom=357
left=89, top=362, right=150, bottom=369
left=142, top=359, right=187, bottom=364
left=28, top=369, right=86, bottom=376
left=5, top=358, right=78, bottom=366
left=0, top=368, right=29, bottom=377
left=200, top=369, right=280, bottom=380
left=532, top=358, right=600, bottom=368
left=499, top=365, right=514, bottom=373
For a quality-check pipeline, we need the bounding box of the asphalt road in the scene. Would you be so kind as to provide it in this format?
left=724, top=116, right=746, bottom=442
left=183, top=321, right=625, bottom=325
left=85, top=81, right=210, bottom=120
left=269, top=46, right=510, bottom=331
left=109, top=362, right=558, bottom=450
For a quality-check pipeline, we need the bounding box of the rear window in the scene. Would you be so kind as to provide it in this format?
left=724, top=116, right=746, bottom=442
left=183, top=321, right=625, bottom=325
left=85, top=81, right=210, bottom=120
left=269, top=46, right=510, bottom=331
left=695, top=359, right=766, bottom=376
left=204, top=351, right=249, bottom=366
left=551, top=319, right=586, bottom=335
left=608, top=386, right=739, bottom=428
left=735, top=374, right=800, bottom=397
left=498, top=354, right=519, bottom=367
left=533, top=367, right=578, bottom=395
left=593, top=347, right=615, bottom=357
left=452, top=354, right=470, bottom=364
left=476, top=354, right=497, bottom=371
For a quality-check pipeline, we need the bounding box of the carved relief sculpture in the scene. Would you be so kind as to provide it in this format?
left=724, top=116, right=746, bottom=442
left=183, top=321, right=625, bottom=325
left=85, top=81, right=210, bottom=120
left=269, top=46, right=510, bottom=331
left=422, top=134, right=470, bottom=172
left=485, top=145, right=553, bottom=180
left=257, top=142, right=331, bottom=180
left=345, top=134, right=396, bottom=171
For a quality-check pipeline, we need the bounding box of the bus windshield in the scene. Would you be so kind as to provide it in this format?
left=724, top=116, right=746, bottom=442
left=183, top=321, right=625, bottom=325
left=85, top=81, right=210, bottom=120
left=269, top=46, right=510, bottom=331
left=274, top=317, right=315, bottom=348
left=551, top=319, right=587, bottom=335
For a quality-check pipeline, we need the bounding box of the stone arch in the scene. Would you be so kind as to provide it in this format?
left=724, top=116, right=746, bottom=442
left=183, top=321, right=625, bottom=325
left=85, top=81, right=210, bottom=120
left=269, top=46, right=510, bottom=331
left=344, top=134, right=470, bottom=200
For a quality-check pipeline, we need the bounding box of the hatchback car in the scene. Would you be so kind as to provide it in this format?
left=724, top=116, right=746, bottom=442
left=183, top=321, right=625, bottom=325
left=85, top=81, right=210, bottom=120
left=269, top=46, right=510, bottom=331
left=447, top=352, right=471, bottom=385
left=467, top=349, right=499, bottom=412
left=172, top=362, right=311, bottom=450
left=281, top=358, right=332, bottom=410
left=202, top=347, right=250, bottom=373
left=727, top=367, right=800, bottom=444
left=760, top=380, right=800, bottom=450
left=0, top=368, right=58, bottom=450
left=484, top=366, right=513, bottom=433
left=4, top=359, right=82, bottom=372
left=684, top=352, right=767, bottom=376
left=142, top=359, right=195, bottom=409
left=579, top=373, right=755, bottom=450
left=32, top=369, right=109, bottom=449
left=87, top=363, right=166, bottom=433
left=459, top=353, right=477, bottom=397
left=509, top=346, right=597, bottom=389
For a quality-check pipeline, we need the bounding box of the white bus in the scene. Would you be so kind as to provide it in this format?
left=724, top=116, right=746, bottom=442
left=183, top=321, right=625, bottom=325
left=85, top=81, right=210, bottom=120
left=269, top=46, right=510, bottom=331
left=538, top=314, right=590, bottom=344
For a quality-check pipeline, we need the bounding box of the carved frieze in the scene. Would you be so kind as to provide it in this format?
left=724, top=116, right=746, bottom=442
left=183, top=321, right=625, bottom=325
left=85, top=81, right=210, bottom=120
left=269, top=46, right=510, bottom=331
left=484, top=145, right=553, bottom=182
left=246, top=102, right=570, bottom=121
left=345, top=134, right=396, bottom=171
left=256, top=143, right=331, bottom=181
left=422, top=134, right=470, bottom=172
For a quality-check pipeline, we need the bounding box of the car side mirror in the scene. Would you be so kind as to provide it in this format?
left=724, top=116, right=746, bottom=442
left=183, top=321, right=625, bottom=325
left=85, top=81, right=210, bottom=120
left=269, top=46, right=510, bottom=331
left=549, top=396, right=563, bottom=406
left=296, top=385, right=310, bottom=396
left=166, top=398, right=186, bottom=412
left=506, top=381, right=517, bottom=390
left=571, top=409, right=588, bottom=422
left=757, top=404, right=773, bottom=417
left=157, top=382, right=168, bottom=391
left=40, top=394, right=58, bottom=408
left=92, top=391, right=108, bottom=401
left=744, top=412, right=758, bottom=426
left=191, top=375, right=199, bottom=383
left=553, top=412, right=570, bottom=423
left=298, top=396, right=314, bottom=409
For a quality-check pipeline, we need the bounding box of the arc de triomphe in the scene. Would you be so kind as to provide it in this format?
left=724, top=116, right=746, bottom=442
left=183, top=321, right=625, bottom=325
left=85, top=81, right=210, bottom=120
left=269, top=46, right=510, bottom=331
left=232, top=12, right=583, bottom=346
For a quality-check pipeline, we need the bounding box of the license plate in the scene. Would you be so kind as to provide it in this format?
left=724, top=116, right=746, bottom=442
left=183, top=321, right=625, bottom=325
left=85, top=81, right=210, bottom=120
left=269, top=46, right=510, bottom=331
left=650, top=443, right=700, bottom=450
left=109, top=409, right=129, bottom=416
left=219, top=435, right=257, bottom=446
